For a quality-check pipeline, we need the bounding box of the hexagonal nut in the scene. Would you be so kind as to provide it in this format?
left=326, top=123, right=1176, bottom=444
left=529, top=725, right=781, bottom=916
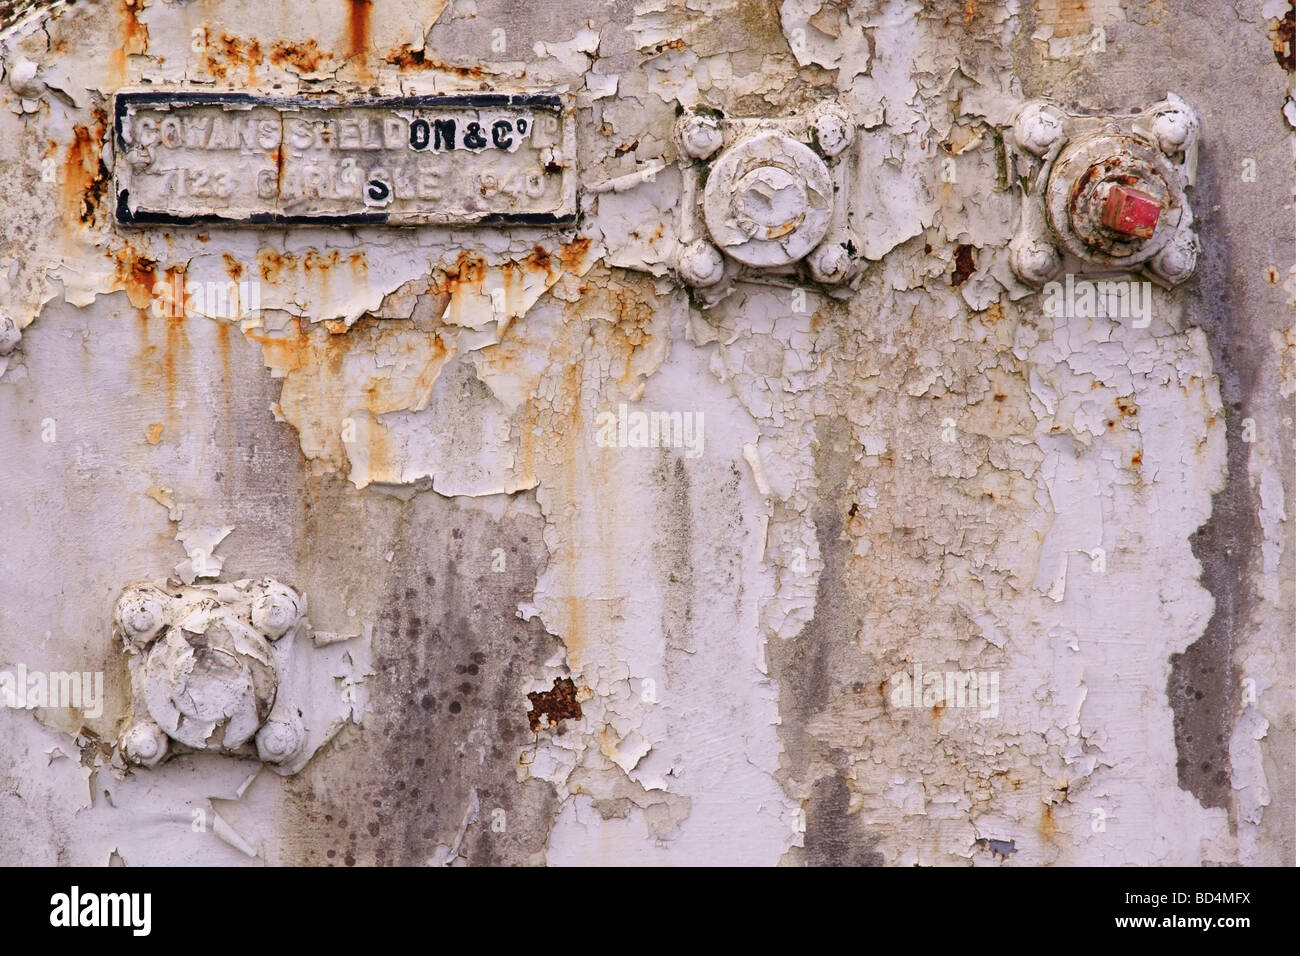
left=122, top=721, right=169, bottom=767
left=679, top=113, right=723, bottom=161
left=678, top=240, right=726, bottom=288
left=0, top=313, right=21, bottom=356
left=114, top=585, right=170, bottom=647
left=250, top=580, right=303, bottom=639
left=256, top=718, right=304, bottom=764
left=812, top=105, right=854, bottom=157
left=1151, top=98, right=1198, bottom=156
left=807, top=242, right=852, bottom=284
left=1013, top=103, right=1065, bottom=157
left=1010, top=238, right=1062, bottom=287
left=1150, top=231, right=1199, bottom=286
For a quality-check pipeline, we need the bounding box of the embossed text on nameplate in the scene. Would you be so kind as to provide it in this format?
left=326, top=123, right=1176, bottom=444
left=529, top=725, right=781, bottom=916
left=113, top=92, right=576, bottom=226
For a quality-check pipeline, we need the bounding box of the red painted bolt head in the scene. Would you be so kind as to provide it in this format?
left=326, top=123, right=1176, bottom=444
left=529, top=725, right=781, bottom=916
left=1099, top=184, right=1163, bottom=239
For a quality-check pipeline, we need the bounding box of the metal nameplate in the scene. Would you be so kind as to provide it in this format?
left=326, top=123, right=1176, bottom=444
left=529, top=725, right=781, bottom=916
left=113, top=92, right=576, bottom=226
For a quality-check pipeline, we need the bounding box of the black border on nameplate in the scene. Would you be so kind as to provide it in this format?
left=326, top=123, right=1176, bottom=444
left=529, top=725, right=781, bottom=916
left=112, top=91, right=575, bottom=228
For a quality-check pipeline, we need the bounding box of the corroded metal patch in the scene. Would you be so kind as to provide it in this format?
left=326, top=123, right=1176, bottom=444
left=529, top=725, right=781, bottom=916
left=113, top=92, right=576, bottom=226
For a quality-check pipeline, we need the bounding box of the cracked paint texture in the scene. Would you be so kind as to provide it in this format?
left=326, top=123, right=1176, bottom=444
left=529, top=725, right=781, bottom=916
left=0, top=0, right=1293, bottom=866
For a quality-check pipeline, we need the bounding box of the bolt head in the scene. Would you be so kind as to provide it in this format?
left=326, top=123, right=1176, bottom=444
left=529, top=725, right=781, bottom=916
left=122, top=723, right=168, bottom=767
left=679, top=241, right=725, bottom=287
left=1152, top=103, right=1196, bottom=155
left=256, top=719, right=303, bottom=764
left=114, top=586, right=168, bottom=646
left=813, top=108, right=853, bottom=157
left=1014, top=105, right=1064, bottom=157
left=251, top=581, right=302, bottom=639
left=680, top=115, right=723, bottom=160
left=808, top=243, right=851, bottom=284
left=1011, top=240, right=1061, bottom=286
left=1098, top=184, right=1163, bottom=239
left=0, top=313, right=20, bottom=356
left=1151, top=234, right=1198, bottom=285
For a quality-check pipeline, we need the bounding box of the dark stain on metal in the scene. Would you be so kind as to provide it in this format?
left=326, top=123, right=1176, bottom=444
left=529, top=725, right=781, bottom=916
left=950, top=243, right=976, bottom=285
left=527, top=677, right=582, bottom=732
left=383, top=45, right=487, bottom=79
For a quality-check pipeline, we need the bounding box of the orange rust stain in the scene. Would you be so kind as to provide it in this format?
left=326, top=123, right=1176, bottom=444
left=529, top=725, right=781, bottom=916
left=203, top=33, right=265, bottom=81
left=347, top=0, right=373, bottom=59
left=216, top=321, right=232, bottom=381
left=129, top=269, right=191, bottom=420
left=1114, top=395, right=1139, bottom=417
left=146, top=423, right=164, bottom=444
left=382, top=45, right=486, bottom=78
left=348, top=251, right=369, bottom=285
left=243, top=317, right=313, bottom=374
left=223, top=254, right=244, bottom=282
left=270, top=39, right=331, bottom=73
left=1131, top=450, right=1143, bottom=468
left=111, top=247, right=159, bottom=310
left=527, top=245, right=553, bottom=275
left=111, top=0, right=150, bottom=77
left=559, top=237, right=592, bottom=273
left=63, top=113, right=109, bottom=225
left=257, top=248, right=300, bottom=283
left=434, top=251, right=489, bottom=298
left=1040, top=803, right=1060, bottom=839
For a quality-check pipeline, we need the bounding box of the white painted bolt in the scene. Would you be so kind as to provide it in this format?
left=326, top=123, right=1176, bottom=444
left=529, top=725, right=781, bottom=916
left=122, top=723, right=168, bottom=767
left=1151, top=233, right=1198, bottom=284
left=256, top=720, right=303, bottom=763
left=1014, top=105, right=1064, bottom=157
left=1152, top=102, right=1196, bottom=156
left=0, top=313, right=20, bottom=356
left=1011, top=240, right=1061, bottom=286
left=114, top=586, right=168, bottom=645
left=678, top=240, right=726, bottom=287
left=807, top=242, right=851, bottom=283
left=813, top=107, right=854, bottom=157
left=679, top=114, right=724, bottom=160
left=251, top=581, right=302, bottom=639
